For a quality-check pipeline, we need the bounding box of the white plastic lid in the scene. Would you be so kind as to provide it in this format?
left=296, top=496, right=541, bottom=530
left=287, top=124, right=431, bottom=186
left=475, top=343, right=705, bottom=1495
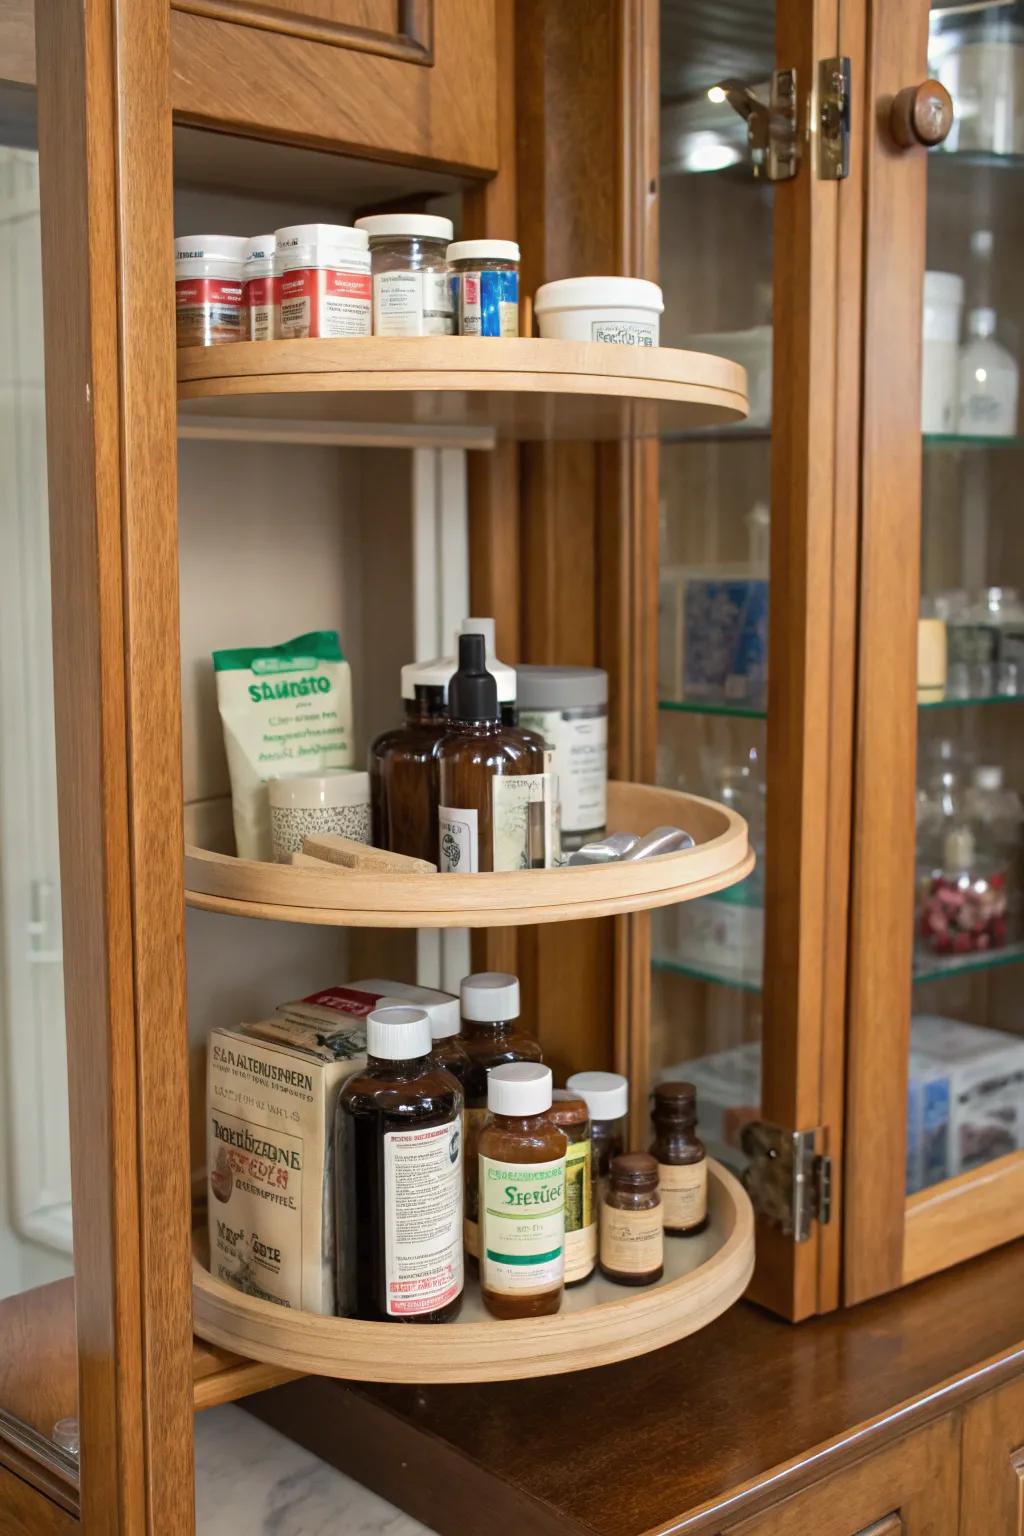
left=245, top=235, right=276, bottom=264
left=923, top=271, right=964, bottom=306
left=174, top=235, right=247, bottom=263
left=275, top=222, right=369, bottom=254
left=367, top=1006, right=432, bottom=1060
left=356, top=978, right=461, bottom=1040
left=446, top=239, right=520, bottom=264
left=461, top=972, right=520, bottom=1022
left=267, top=770, right=369, bottom=809
left=488, top=1062, right=552, bottom=1116
left=355, top=213, right=454, bottom=242
left=534, top=276, right=664, bottom=314
left=566, top=1070, right=628, bottom=1119
left=517, top=664, right=607, bottom=710
left=968, top=306, right=997, bottom=339
left=973, top=765, right=1004, bottom=791
left=401, top=655, right=457, bottom=699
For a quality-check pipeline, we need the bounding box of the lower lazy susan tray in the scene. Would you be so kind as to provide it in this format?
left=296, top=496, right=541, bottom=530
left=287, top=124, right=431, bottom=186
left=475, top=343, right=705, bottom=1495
left=192, top=1160, right=754, bottom=1385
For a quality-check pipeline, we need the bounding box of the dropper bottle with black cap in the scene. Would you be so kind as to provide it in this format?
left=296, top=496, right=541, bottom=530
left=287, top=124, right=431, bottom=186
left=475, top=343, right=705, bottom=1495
left=437, top=633, right=552, bottom=872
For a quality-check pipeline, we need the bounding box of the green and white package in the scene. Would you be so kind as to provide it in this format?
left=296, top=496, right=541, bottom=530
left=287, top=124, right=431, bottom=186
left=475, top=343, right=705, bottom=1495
left=213, top=631, right=353, bottom=861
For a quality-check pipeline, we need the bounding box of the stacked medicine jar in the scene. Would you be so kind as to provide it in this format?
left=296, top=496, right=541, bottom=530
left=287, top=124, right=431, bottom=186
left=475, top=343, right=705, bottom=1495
left=355, top=214, right=455, bottom=336
left=174, top=235, right=247, bottom=348
left=275, top=223, right=372, bottom=339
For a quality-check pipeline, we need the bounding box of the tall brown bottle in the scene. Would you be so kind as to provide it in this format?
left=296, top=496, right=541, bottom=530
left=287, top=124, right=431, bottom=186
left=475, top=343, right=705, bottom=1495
left=437, top=633, right=551, bottom=873
left=369, top=659, right=450, bottom=864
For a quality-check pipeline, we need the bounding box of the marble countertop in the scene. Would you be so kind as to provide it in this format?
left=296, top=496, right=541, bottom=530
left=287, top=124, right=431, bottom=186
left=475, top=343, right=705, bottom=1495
left=196, top=1403, right=436, bottom=1535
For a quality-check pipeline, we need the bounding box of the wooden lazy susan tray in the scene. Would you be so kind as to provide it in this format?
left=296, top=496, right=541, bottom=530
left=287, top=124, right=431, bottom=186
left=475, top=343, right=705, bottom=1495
left=176, top=336, right=748, bottom=441
left=192, top=1160, right=754, bottom=1385
left=184, top=782, right=753, bottom=929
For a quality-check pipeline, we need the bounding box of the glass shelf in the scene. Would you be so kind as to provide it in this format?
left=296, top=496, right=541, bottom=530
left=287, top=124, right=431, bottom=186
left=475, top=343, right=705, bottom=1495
left=659, top=697, right=767, bottom=720
left=931, top=149, right=1024, bottom=173
left=661, top=425, right=771, bottom=446
left=923, top=433, right=1024, bottom=451
left=918, top=689, right=1024, bottom=711
left=652, top=955, right=763, bottom=994
left=913, top=940, right=1024, bottom=985
left=661, top=429, right=1024, bottom=450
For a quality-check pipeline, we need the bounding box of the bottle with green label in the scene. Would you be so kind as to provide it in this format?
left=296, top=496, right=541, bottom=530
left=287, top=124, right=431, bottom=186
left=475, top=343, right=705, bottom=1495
left=478, top=1062, right=567, bottom=1320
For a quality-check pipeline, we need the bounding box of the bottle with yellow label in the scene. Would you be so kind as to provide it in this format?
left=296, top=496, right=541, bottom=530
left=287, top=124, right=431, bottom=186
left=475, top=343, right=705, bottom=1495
left=545, top=1090, right=595, bottom=1284
left=650, top=1080, right=708, bottom=1236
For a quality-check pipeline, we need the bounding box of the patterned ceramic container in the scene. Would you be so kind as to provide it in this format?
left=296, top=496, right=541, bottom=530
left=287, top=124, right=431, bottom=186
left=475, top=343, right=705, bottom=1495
left=268, top=770, right=371, bottom=862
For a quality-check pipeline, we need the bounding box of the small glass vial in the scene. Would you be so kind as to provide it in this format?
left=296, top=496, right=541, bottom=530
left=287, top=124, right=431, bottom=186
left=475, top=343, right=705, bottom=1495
left=355, top=213, right=455, bottom=336
left=460, top=971, right=542, bottom=1258
left=336, top=1006, right=463, bottom=1322
left=369, top=657, right=451, bottom=863
left=566, top=1071, right=628, bottom=1185
left=447, top=239, right=520, bottom=337
left=600, top=1152, right=663, bottom=1286
left=650, top=1081, right=708, bottom=1236
left=174, top=235, right=247, bottom=348
left=244, top=234, right=277, bottom=340
left=478, top=1063, right=567, bottom=1319
left=545, top=1090, right=596, bottom=1284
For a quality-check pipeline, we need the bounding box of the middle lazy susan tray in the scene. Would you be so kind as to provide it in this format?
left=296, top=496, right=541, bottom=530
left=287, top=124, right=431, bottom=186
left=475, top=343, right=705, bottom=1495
left=184, top=781, right=753, bottom=929
left=193, top=1160, right=754, bottom=1385
left=176, top=336, right=748, bottom=441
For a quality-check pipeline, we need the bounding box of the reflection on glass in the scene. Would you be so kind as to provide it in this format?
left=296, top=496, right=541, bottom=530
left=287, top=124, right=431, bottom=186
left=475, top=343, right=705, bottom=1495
left=652, top=0, right=773, bottom=1168
left=909, top=3, right=1024, bottom=1193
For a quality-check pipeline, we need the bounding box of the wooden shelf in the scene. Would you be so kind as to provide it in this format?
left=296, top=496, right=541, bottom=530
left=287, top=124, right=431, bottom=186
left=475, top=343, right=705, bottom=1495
left=184, top=782, right=752, bottom=929
left=176, top=336, right=748, bottom=441
left=192, top=1160, right=753, bottom=1385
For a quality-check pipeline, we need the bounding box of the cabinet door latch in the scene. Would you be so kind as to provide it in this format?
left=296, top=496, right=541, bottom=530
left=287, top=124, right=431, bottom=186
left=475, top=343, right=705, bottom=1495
left=741, top=1122, right=832, bottom=1243
left=714, top=69, right=799, bottom=181
left=819, top=56, right=852, bottom=179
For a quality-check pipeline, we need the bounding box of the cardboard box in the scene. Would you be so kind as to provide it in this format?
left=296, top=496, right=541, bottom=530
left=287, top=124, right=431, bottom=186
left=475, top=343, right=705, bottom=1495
left=910, top=1015, right=1024, bottom=1178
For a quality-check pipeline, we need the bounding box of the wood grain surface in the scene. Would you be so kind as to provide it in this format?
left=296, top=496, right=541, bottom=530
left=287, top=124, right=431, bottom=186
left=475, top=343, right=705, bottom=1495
left=0, top=1470, right=78, bottom=1536
left=903, top=1149, right=1024, bottom=1285
left=959, top=1373, right=1024, bottom=1536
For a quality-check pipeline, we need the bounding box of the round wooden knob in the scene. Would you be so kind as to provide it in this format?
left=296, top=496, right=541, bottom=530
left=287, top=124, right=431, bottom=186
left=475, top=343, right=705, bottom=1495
left=889, top=80, right=954, bottom=148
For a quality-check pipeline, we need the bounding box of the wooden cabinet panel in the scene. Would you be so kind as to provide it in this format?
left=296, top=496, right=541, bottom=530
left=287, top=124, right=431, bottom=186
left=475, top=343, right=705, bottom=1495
left=725, top=1418, right=959, bottom=1536
left=0, top=1468, right=77, bottom=1534
left=961, top=1376, right=1024, bottom=1536
left=170, top=0, right=498, bottom=175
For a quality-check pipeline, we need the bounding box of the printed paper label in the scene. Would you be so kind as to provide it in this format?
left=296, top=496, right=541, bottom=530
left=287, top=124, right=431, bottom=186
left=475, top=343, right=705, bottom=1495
left=563, top=1136, right=596, bottom=1282
left=373, top=270, right=454, bottom=336
left=491, top=773, right=557, bottom=870
left=462, top=1105, right=489, bottom=1257
left=600, top=1202, right=663, bottom=1275
left=591, top=319, right=657, bottom=346
left=658, top=1161, right=707, bottom=1229
left=209, top=1108, right=303, bottom=1306
left=519, top=709, right=607, bottom=835
left=279, top=265, right=372, bottom=338
left=439, top=806, right=479, bottom=872
left=383, top=1119, right=463, bottom=1316
left=246, top=274, right=278, bottom=340
left=480, top=1154, right=565, bottom=1294
left=175, top=276, right=244, bottom=346
left=455, top=268, right=519, bottom=337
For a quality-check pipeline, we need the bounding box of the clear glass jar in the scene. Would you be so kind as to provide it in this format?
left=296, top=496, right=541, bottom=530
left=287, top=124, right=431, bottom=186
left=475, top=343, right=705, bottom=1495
left=447, top=239, right=520, bottom=337
left=355, top=214, right=454, bottom=336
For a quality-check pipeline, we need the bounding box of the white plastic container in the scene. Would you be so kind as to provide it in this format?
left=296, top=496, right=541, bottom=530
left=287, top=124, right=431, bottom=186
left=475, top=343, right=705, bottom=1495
left=174, top=235, right=248, bottom=349
left=533, top=276, right=663, bottom=347
left=274, top=223, right=372, bottom=339
left=921, top=271, right=964, bottom=433
left=957, top=306, right=1019, bottom=437
left=244, top=235, right=277, bottom=341
left=268, top=769, right=371, bottom=861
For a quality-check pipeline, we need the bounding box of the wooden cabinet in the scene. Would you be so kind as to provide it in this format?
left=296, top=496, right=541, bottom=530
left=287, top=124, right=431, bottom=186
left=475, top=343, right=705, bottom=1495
left=960, top=1377, right=1024, bottom=1536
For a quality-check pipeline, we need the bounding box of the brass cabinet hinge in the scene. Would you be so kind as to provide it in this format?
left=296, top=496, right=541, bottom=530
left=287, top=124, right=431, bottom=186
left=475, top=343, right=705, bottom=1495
left=819, top=56, right=852, bottom=179
left=741, top=1122, right=832, bottom=1243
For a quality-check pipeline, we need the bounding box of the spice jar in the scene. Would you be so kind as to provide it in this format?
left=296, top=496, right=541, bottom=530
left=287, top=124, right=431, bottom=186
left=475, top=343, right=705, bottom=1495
left=244, top=235, right=277, bottom=341
left=174, top=235, right=247, bottom=349
left=545, top=1090, right=596, bottom=1284
left=600, top=1152, right=663, bottom=1286
left=517, top=665, right=609, bottom=853
left=355, top=213, right=455, bottom=336
left=650, top=1081, right=707, bottom=1236
left=447, top=239, right=520, bottom=337
left=566, top=1071, right=628, bottom=1185
left=275, top=223, right=372, bottom=339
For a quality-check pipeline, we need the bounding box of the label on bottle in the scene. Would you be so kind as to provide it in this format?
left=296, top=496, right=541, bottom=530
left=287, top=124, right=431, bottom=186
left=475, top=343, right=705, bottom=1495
left=175, top=277, right=245, bottom=347
left=591, top=319, right=656, bottom=346
left=455, top=269, right=519, bottom=337
left=657, top=1160, right=707, bottom=1230
left=563, top=1136, right=596, bottom=1282
left=439, top=806, right=479, bottom=872
left=462, top=1106, right=489, bottom=1257
left=279, top=265, right=373, bottom=338
left=245, top=274, right=278, bottom=341
left=600, top=1201, right=663, bottom=1275
left=491, top=773, right=558, bottom=870
left=519, top=708, right=607, bottom=835
left=383, top=1118, right=463, bottom=1317
left=480, top=1155, right=565, bottom=1294
left=373, top=270, right=454, bottom=336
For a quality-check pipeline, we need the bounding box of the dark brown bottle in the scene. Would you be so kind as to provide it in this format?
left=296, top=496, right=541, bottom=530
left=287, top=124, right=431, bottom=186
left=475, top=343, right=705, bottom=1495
left=336, top=1006, right=463, bottom=1323
left=599, top=1152, right=663, bottom=1286
left=478, top=1063, right=567, bottom=1319
left=650, top=1080, right=708, bottom=1236
left=459, top=972, right=542, bottom=1259
left=369, top=661, right=449, bottom=864
left=437, top=634, right=550, bottom=873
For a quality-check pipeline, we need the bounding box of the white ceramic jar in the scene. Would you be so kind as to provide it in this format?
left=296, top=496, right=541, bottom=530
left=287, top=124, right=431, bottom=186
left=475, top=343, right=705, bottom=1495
left=269, top=770, right=371, bottom=861
left=533, top=276, right=663, bottom=346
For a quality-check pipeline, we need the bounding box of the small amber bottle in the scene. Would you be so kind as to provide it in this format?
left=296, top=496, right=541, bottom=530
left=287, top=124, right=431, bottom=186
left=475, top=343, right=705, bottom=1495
left=336, top=1006, right=463, bottom=1323
left=369, top=659, right=449, bottom=864
left=437, top=633, right=551, bottom=873
left=478, top=1062, right=567, bottom=1319
left=650, top=1081, right=708, bottom=1236
left=460, top=972, right=542, bottom=1258
left=545, top=1091, right=596, bottom=1284
left=600, top=1152, right=664, bottom=1286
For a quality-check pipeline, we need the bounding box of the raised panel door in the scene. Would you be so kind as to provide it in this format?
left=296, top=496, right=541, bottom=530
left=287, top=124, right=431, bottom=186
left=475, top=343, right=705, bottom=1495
left=960, top=1375, right=1024, bottom=1536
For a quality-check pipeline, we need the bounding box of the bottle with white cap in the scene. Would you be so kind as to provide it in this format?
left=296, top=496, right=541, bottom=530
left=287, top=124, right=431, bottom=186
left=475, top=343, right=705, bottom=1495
left=369, top=656, right=452, bottom=864
left=459, top=972, right=542, bottom=1258
left=336, top=1006, right=463, bottom=1322
left=477, top=1063, right=567, bottom=1318
left=566, top=1071, right=629, bottom=1186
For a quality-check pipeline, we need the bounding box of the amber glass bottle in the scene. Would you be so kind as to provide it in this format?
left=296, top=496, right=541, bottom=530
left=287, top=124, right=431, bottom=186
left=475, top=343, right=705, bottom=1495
left=336, top=1006, right=463, bottom=1323
left=478, top=1063, right=567, bottom=1319
left=460, top=972, right=542, bottom=1258
left=599, top=1152, right=664, bottom=1286
left=437, top=633, right=550, bottom=873
left=566, top=1071, right=628, bottom=1186
left=369, top=660, right=449, bottom=864
left=650, top=1081, right=708, bottom=1236
left=545, top=1091, right=595, bottom=1284
left=425, top=994, right=469, bottom=1088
